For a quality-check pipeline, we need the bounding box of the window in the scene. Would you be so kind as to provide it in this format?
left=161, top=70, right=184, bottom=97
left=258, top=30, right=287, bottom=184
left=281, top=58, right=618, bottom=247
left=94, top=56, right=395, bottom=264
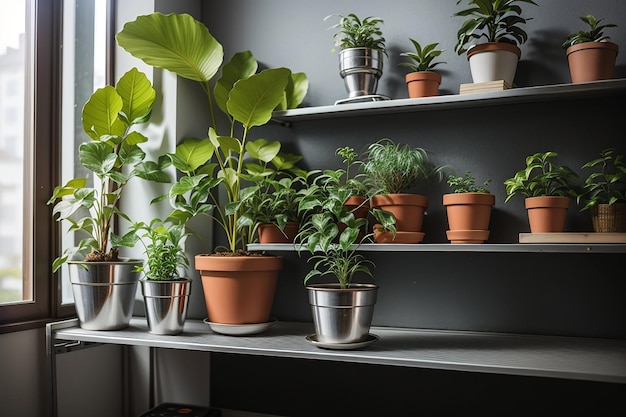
left=0, top=0, right=113, bottom=331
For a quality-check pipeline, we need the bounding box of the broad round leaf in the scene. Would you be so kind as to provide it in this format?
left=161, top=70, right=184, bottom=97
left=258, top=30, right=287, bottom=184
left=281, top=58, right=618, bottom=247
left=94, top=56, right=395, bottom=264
left=116, top=67, right=156, bottom=125
left=82, top=86, right=125, bottom=140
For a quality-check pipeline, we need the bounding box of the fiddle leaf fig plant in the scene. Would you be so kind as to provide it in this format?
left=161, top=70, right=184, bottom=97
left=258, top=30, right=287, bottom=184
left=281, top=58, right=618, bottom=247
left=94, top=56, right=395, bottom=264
left=504, top=151, right=579, bottom=203
left=454, top=0, right=538, bottom=55
left=48, top=67, right=171, bottom=272
left=562, top=15, right=617, bottom=48
left=116, top=12, right=309, bottom=253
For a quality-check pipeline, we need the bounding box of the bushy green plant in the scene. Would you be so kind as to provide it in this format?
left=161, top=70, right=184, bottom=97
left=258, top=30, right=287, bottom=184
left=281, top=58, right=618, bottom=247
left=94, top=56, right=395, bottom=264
left=454, top=0, right=538, bottom=55
left=577, top=148, right=626, bottom=211
left=131, top=219, right=189, bottom=281
left=504, top=151, right=579, bottom=203
left=362, top=138, right=447, bottom=195
left=48, top=68, right=170, bottom=272
left=316, top=146, right=369, bottom=197
left=447, top=171, right=491, bottom=193
left=562, top=15, right=617, bottom=48
left=117, top=13, right=309, bottom=253
left=399, top=39, right=446, bottom=72
left=325, top=13, right=386, bottom=54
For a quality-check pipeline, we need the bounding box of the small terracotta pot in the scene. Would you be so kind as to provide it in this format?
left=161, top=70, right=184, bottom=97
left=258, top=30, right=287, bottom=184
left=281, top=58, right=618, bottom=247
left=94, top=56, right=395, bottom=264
left=257, top=222, right=299, bottom=243
left=525, top=196, right=570, bottom=233
left=405, top=71, right=441, bottom=98
left=443, top=192, right=495, bottom=244
left=566, top=41, right=618, bottom=83
left=373, top=224, right=425, bottom=244
left=195, top=254, right=282, bottom=325
left=370, top=193, right=428, bottom=233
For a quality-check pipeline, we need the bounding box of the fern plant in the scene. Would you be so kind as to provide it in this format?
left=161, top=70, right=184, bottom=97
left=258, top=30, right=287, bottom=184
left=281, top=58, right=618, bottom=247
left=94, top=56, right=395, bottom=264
left=447, top=171, right=491, bottom=193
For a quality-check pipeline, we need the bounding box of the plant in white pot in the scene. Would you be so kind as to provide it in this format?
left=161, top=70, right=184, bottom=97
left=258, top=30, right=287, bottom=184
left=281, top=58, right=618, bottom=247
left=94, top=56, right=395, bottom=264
left=398, top=38, right=446, bottom=98
left=562, top=14, right=618, bottom=83
left=454, top=0, right=538, bottom=86
left=116, top=12, right=309, bottom=333
left=296, top=185, right=379, bottom=349
left=325, top=13, right=387, bottom=103
left=132, top=219, right=192, bottom=335
left=48, top=67, right=170, bottom=331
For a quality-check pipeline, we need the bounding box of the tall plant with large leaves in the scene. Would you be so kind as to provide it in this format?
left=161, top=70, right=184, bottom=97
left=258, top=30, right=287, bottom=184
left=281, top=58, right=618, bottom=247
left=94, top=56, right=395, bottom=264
left=116, top=12, right=309, bottom=253
left=48, top=67, right=171, bottom=271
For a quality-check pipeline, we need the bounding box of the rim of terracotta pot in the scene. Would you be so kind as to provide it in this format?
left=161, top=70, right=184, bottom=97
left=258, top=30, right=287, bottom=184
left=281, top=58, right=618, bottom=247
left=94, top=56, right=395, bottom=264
left=195, top=254, right=283, bottom=272
left=466, top=42, right=521, bottom=60
left=370, top=193, right=428, bottom=208
left=566, top=41, right=619, bottom=57
left=524, top=196, right=570, bottom=209
left=405, top=71, right=442, bottom=83
left=442, top=192, right=496, bottom=206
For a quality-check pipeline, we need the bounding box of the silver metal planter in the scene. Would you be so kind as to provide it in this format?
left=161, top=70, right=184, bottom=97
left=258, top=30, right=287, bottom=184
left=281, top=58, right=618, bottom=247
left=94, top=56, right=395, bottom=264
left=307, top=283, right=378, bottom=344
left=339, top=47, right=384, bottom=98
left=141, top=278, right=192, bottom=335
left=68, top=260, right=142, bottom=331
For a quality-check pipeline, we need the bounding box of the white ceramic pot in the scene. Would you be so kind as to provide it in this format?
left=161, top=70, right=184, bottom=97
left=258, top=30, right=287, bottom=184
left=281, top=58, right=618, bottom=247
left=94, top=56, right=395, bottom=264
left=467, top=42, right=521, bottom=85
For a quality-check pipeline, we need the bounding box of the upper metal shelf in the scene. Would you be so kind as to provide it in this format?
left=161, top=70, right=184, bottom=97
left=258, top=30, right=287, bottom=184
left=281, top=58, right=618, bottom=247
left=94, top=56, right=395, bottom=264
left=272, top=79, right=626, bottom=123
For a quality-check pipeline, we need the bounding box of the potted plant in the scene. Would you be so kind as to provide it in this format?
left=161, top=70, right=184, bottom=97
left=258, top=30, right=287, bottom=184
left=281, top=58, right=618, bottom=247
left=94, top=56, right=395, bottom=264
left=398, top=38, right=446, bottom=98
left=454, top=0, right=538, bottom=86
left=504, top=151, right=579, bottom=233
left=131, top=219, right=192, bottom=335
left=325, top=13, right=387, bottom=102
left=362, top=138, right=448, bottom=243
left=116, top=12, right=309, bottom=331
left=443, top=171, right=495, bottom=243
left=296, top=186, right=379, bottom=348
left=577, top=148, right=626, bottom=233
left=47, top=67, right=170, bottom=331
left=562, top=14, right=619, bottom=83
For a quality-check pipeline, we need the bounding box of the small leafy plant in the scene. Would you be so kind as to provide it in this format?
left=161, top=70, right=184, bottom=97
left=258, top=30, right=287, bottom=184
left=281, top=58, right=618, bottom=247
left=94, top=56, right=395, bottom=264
left=362, top=138, right=448, bottom=195
left=577, top=148, right=626, bottom=211
left=562, top=15, right=617, bottom=48
left=325, top=13, right=386, bottom=54
left=399, top=39, right=446, bottom=72
left=454, top=0, right=538, bottom=55
left=131, top=220, right=189, bottom=281
left=316, top=146, right=369, bottom=198
left=447, top=171, right=491, bottom=193
left=504, top=151, right=579, bottom=203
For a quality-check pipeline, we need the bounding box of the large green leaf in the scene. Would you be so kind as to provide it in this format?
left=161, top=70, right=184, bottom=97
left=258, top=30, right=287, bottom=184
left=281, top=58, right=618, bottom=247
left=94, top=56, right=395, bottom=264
left=82, top=86, right=125, bottom=140
left=227, top=67, right=291, bottom=129
left=116, top=12, right=224, bottom=83
left=115, top=67, right=156, bottom=124
left=172, top=137, right=214, bottom=173
left=246, top=138, right=280, bottom=163
left=215, top=51, right=258, bottom=116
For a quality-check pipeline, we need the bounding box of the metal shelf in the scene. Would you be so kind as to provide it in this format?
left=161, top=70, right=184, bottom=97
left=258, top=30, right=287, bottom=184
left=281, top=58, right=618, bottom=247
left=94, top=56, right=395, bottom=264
left=271, top=79, right=626, bottom=123
left=48, top=318, right=626, bottom=384
left=247, top=243, right=626, bottom=254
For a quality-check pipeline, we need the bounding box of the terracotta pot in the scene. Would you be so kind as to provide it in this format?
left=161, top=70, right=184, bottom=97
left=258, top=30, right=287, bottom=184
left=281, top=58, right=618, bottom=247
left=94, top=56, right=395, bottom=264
left=405, top=71, right=441, bottom=98
left=195, top=254, right=282, bottom=325
left=370, top=193, right=428, bottom=233
left=372, top=224, right=425, bottom=244
left=466, top=42, right=521, bottom=85
left=566, top=41, right=618, bottom=83
left=345, top=195, right=370, bottom=220
left=589, top=203, right=626, bottom=233
left=525, top=196, right=570, bottom=233
left=257, top=222, right=299, bottom=243
left=443, top=192, right=496, bottom=244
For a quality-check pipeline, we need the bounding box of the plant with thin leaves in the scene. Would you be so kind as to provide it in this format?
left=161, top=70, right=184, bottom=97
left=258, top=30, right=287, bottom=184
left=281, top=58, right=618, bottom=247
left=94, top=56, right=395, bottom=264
left=577, top=148, right=626, bottom=212
left=504, top=151, right=579, bottom=203
left=362, top=138, right=448, bottom=195
left=47, top=68, right=171, bottom=272
left=131, top=219, right=189, bottom=281
left=447, top=171, right=491, bottom=193
left=399, top=39, right=446, bottom=72
left=325, top=13, right=386, bottom=54
left=454, top=0, right=538, bottom=55
left=116, top=12, right=309, bottom=253
left=562, top=15, right=617, bottom=49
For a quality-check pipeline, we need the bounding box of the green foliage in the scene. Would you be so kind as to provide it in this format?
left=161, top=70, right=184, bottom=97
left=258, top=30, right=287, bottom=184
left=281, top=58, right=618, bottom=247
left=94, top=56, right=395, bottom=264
left=447, top=171, right=491, bottom=193
left=577, top=148, right=626, bottom=211
left=117, top=12, right=309, bottom=253
left=315, top=146, right=369, bottom=198
left=562, top=15, right=617, bottom=48
left=362, top=138, right=448, bottom=195
left=131, top=219, right=189, bottom=281
left=47, top=68, right=171, bottom=272
left=325, top=13, right=386, bottom=54
left=399, top=39, right=446, bottom=72
left=504, top=151, right=579, bottom=203
left=454, top=0, right=538, bottom=55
